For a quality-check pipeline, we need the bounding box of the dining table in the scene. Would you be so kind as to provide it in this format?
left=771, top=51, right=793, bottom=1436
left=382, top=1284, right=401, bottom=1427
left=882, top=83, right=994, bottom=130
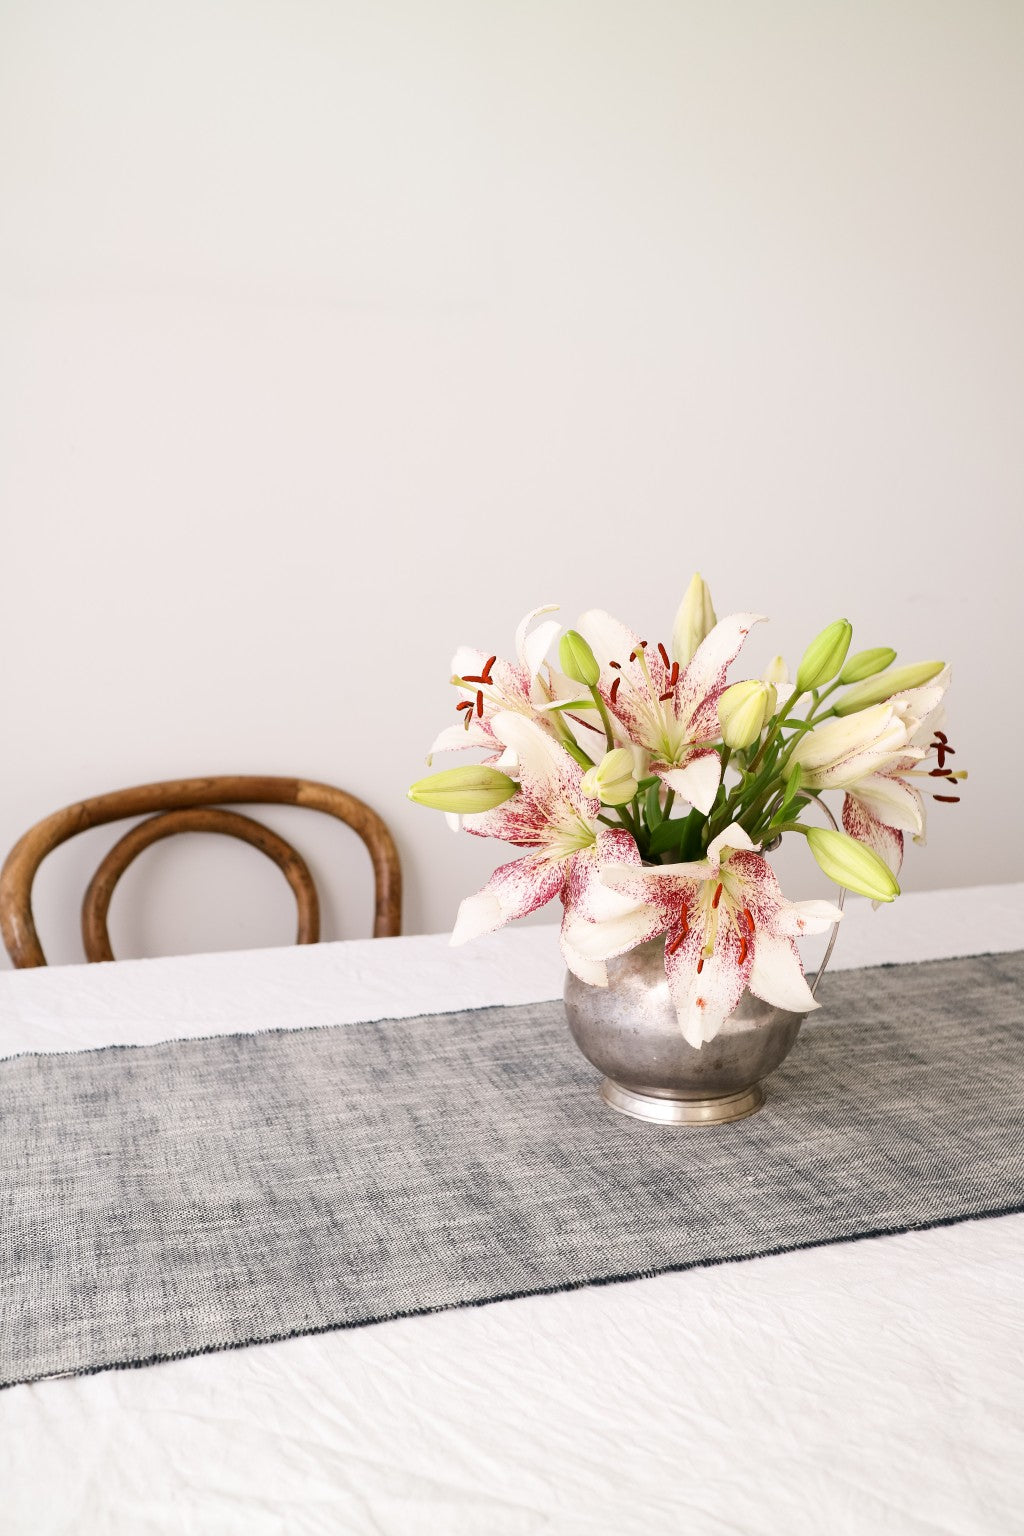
left=2, top=881, right=1023, bottom=1536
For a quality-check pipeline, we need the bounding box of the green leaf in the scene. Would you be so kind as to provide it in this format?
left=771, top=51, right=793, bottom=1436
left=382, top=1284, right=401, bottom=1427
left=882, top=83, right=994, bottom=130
left=647, top=819, right=686, bottom=856
left=644, top=783, right=664, bottom=830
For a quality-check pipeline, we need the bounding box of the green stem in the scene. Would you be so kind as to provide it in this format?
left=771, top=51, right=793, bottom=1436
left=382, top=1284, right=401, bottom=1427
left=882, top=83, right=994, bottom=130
left=746, top=687, right=803, bottom=775
left=588, top=686, right=617, bottom=752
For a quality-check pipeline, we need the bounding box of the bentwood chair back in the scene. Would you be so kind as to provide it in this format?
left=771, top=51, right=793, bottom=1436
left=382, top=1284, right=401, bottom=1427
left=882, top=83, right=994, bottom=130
left=0, top=776, right=402, bottom=967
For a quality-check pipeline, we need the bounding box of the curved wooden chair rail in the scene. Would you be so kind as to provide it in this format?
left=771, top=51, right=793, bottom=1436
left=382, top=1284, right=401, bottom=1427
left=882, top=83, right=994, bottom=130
left=0, top=776, right=402, bottom=968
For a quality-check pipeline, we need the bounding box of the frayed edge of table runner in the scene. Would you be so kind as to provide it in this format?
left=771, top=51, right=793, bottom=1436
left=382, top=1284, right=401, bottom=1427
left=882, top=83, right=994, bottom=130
left=2, top=946, right=1021, bottom=1067
left=5, top=1198, right=1023, bottom=1394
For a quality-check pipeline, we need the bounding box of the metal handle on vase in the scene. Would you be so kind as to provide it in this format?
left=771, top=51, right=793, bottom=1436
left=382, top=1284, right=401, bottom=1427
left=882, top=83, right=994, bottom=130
left=763, top=797, right=846, bottom=1000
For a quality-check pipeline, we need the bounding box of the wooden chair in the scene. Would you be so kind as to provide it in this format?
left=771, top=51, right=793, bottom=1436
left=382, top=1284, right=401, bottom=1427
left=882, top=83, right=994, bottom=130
left=0, top=776, right=402, bottom=967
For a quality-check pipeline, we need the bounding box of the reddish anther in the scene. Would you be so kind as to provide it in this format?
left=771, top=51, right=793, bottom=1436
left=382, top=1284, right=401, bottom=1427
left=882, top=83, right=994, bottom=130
left=610, top=677, right=621, bottom=704
left=670, top=662, right=680, bottom=686
left=482, top=655, right=496, bottom=682
left=712, top=882, right=723, bottom=909
left=475, top=690, right=484, bottom=718
left=696, top=955, right=705, bottom=974
left=666, top=930, right=685, bottom=956
left=679, top=900, right=689, bottom=936
left=744, top=907, right=755, bottom=932
left=456, top=700, right=472, bottom=712
left=738, top=933, right=748, bottom=965
left=933, top=794, right=961, bottom=803
left=609, top=660, right=621, bottom=670
left=657, top=642, right=671, bottom=670
left=659, top=690, right=675, bottom=702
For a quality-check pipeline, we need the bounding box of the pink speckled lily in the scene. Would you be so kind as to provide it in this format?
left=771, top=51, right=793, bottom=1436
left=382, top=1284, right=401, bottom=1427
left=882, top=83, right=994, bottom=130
left=792, top=673, right=959, bottom=878
left=839, top=674, right=962, bottom=878
left=451, top=711, right=644, bottom=982
left=568, top=824, right=841, bottom=1048
left=429, top=605, right=563, bottom=760
left=574, top=607, right=764, bottom=814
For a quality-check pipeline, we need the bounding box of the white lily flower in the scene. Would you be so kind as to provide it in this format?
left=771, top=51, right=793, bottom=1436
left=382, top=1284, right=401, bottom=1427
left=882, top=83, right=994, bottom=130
left=451, top=712, right=644, bottom=984
left=571, top=822, right=841, bottom=1048
left=839, top=672, right=962, bottom=878
left=575, top=608, right=765, bottom=814
left=428, top=605, right=562, bottom=759
left=788, top=703, right=916, bottom=789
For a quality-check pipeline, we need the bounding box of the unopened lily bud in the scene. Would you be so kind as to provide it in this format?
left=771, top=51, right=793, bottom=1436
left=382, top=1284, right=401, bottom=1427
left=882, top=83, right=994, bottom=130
left=796, top=620, right=853, bottom=694
left=805, top=827, right=900, bottom=902
left=840, top=647, right=897, bottom=685
left=671, top=573, right=717, bottom=667
left=581, top=748, right=638, bottom=807
left=763, top=655, right=789, bottom=686
left=717, top=680, right=773, bottom=750
left=408, top=766, right=517, bottom=814
left=834, top=661, right=946, bottom=716
left=559, top=630, right=601, bottom=688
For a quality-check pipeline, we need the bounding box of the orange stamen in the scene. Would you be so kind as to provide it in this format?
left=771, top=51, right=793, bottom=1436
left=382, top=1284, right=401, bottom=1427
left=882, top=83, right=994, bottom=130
left=712, top=882, right=723, bottom=909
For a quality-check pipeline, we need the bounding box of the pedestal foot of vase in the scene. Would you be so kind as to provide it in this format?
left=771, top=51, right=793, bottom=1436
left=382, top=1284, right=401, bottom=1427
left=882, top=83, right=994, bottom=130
left=599, top=1078, right=766, bottom=1126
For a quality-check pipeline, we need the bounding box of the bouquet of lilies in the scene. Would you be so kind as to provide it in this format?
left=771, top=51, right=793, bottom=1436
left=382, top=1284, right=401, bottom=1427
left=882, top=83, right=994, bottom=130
left=409, top=577, right=963, bottom=1047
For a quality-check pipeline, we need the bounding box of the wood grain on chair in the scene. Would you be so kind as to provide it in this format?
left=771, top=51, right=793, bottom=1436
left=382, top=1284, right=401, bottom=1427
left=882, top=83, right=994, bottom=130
left=0, top=776, right=402, bottom=967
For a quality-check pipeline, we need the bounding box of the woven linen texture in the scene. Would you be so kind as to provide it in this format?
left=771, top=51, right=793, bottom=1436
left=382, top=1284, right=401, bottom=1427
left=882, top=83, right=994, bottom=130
left=2, top=950, right=1023, bottom=1389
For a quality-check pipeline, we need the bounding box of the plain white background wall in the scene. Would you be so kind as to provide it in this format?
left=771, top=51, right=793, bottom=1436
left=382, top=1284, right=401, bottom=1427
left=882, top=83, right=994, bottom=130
left=1, top=0, right=1020, bottom=966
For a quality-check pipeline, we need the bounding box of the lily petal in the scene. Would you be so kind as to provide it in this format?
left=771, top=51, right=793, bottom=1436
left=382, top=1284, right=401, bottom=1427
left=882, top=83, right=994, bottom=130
left=677, top=612, right=765, bottom=715
left=848, top=772, right=925, bottom=835
left=706, top=822, right=758, bottom=864
left=562, top=902, right=663, bottom=970
left=664, top=922, right=750, bottom=1048
left=658, top=750, right=722, bottom=814
left=451, top=855, right=565, bottom=945
left=842, top=793, right=905, bottom=879
left=490, top=711, right=588, bottom=806
left=574, top=608, right=639, bottom=676
left=515, top=605, right=561, bottom=679
left=428, top=721, right=496, bottom=757
left=772, top=899, right=844, bottom=937
left=747, top=931, right=820, bottom=1014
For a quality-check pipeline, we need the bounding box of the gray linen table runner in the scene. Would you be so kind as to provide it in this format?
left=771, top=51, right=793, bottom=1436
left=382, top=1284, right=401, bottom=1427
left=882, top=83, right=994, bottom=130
left=2, top=949, right=1023, bottom=1389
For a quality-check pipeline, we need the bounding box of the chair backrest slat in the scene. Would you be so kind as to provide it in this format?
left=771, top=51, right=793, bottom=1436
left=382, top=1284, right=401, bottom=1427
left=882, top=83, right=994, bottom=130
left=0, top=776, right=401, bottom=967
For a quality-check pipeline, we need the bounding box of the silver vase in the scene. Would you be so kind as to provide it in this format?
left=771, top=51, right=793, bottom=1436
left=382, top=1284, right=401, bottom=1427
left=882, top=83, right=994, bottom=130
left=564, top=872, right=843, bottom=1127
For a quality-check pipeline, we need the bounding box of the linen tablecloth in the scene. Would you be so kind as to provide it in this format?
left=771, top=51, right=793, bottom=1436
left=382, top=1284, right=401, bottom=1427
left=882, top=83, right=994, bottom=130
left=2, top=884, right=1023, bottom=1536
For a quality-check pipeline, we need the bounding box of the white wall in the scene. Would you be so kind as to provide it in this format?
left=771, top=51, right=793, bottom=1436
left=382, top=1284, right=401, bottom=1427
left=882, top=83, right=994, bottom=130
left=1, top=0, right=1020, bottom=966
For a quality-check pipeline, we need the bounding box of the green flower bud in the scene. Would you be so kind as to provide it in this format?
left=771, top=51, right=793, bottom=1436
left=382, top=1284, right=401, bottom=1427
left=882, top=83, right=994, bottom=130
left=408, top=765, right=518, bottom=814
left=795, top=620, right=853, bottom=694
left=762, top=654, right=788, bottom=686
left=833, top=661, right=946, bottom=716
left=671, top=573, right=717, bottom=667
left=559, top=630, right=601, bottom=688
left=717, top=680, right=773, bottom=750
left=581, top=748, right=638, bottom=807
left=839, top=647, right=897, bottom=685
left=805, top=827, right=900, bottom=902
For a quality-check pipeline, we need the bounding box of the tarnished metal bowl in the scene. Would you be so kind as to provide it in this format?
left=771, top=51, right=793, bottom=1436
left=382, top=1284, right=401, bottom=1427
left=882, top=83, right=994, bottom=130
left=564, top=938, right=809, bottom=1126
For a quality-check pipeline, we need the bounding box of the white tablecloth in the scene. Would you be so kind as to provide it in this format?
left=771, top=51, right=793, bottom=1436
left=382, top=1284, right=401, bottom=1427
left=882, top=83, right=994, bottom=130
left=2, top=885, right=1023, bottom=1536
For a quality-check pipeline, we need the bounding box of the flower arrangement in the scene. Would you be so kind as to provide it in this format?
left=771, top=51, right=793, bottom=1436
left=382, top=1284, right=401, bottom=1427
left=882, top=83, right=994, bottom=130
left=409, top=578, right=963, bottom=1048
